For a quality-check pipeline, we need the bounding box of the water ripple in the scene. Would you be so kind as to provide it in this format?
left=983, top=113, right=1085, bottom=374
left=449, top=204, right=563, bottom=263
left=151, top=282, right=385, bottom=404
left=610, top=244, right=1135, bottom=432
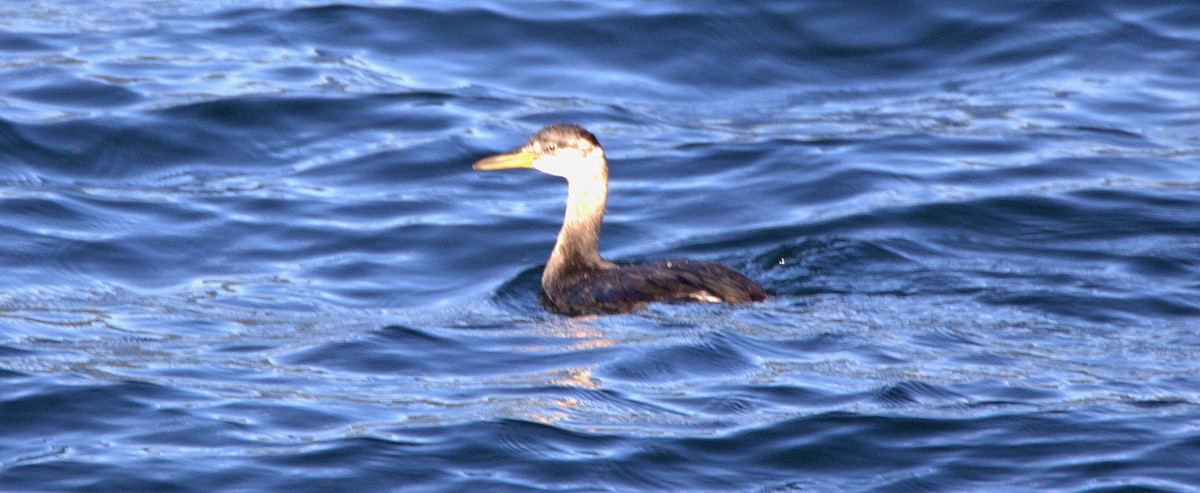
left=2, top=0, right=1200, bottom=491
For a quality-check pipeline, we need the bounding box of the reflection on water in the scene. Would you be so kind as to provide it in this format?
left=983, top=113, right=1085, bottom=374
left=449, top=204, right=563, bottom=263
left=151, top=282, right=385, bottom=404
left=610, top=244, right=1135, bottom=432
left=2, top=0, right=1199, bottom=491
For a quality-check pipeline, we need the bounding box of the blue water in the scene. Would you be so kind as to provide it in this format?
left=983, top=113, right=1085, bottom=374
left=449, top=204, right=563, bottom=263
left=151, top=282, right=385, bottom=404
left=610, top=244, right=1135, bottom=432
left=2, top=1, right=1199, bottom=491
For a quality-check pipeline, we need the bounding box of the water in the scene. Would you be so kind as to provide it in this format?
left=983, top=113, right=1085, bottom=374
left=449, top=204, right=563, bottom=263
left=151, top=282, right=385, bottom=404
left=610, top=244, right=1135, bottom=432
left=2, top=1, right=1199, bottom=491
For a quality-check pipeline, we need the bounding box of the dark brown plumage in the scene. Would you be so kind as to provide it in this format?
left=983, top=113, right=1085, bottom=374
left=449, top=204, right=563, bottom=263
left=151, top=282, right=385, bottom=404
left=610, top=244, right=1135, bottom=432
left=473, top=124, right=767, bottom=314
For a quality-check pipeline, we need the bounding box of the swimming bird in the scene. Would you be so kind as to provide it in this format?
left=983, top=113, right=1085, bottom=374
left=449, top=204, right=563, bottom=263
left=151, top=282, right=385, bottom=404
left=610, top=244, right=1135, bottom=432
left=473, top=124, right=767, bottom=314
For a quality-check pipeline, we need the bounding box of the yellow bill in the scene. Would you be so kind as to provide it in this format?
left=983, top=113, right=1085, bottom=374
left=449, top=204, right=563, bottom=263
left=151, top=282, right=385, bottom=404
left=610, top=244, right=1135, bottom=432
left=472, top=152, right=538, bottom=170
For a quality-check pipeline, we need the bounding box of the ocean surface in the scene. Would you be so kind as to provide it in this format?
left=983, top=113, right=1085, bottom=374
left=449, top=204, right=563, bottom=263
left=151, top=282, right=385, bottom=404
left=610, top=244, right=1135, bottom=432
left=2, top=1, right=1199, bottom=491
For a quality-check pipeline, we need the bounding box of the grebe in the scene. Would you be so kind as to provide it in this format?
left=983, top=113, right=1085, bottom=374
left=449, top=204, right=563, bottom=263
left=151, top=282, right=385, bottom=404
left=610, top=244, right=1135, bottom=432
left=474, top=124, right=766, bottom=314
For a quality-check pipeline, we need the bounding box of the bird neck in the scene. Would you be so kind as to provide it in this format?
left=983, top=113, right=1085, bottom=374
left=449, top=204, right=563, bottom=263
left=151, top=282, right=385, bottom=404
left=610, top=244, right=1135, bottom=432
left=545, top=166, right=612, bottom=281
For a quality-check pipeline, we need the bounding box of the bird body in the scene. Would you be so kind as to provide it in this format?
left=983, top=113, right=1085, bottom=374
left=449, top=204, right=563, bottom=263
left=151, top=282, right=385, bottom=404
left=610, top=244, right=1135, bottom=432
left=543, top=259, right=767, bottom=314
left=474, top=124, right=766, bottom=314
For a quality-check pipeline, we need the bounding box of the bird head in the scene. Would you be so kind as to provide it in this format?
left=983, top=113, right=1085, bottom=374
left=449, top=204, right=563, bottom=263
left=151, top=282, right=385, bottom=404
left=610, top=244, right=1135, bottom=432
left=473, top=124, right=606, bottom=180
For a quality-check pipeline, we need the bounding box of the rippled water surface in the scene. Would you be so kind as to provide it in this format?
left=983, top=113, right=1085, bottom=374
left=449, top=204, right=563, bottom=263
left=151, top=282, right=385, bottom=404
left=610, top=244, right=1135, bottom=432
left=2, top=1, right=1199, bottom=491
